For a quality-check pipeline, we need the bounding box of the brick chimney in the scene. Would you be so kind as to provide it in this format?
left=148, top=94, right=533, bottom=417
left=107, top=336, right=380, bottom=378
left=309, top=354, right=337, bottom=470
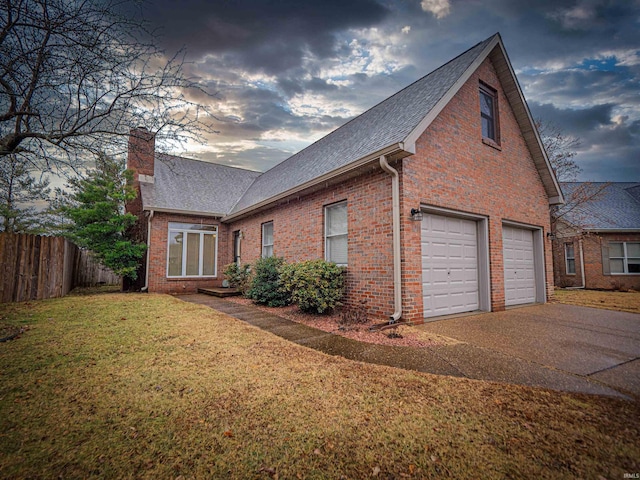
left=125, top=127, right=155, bottom=292
left=127, top=127, right=155, bottom=181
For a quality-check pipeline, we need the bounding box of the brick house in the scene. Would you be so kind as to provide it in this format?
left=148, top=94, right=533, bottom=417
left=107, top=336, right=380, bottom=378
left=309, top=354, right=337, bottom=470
left=126, top=33, right=564, bottom=324
left=552, top=182, right=640, bottom=291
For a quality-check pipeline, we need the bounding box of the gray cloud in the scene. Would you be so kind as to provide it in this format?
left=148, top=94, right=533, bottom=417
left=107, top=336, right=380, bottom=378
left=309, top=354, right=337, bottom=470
left=529, top=102, right=640, bottom=181
left=131, top=0, right=639, bottom=182
left=529, top=102, right=614, bottom=137
left=143, top=0, right=389, bottom=73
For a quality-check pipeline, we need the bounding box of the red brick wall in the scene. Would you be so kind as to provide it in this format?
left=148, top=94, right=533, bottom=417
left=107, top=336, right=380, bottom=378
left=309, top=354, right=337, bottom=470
left=552, top=237, right=582, bottom=288
left=400, top=57, right=554, bottom=320
left=585, top=233, right=639, bottom=290
left=147, top=212, right=230, bottom=294
left=125, top=128, right=156, bottom=290
left=142, top=171, right=396, bottom=318
left=553, top=233, right=640, bottom=290
left=226, top=170, right=396, bottom=319
left=141, top=57, right=556, bottom=321
left=127, top=128, right=155, bottom=179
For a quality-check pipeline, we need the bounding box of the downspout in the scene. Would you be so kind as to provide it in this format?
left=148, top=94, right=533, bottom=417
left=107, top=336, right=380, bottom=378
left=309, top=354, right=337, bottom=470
left=578, top=237, right=586, bottom=289
left=141, top=209, right=154, bottom=292
left=379, top=155, right=402, bottom=323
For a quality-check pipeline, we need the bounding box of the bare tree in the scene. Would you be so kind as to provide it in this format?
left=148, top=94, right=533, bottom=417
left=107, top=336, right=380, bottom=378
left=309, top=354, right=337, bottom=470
left=536, top=119, right=581, bottom=182
left=536, top=119, right=608, bottom=231
left=0, top=0, right=216, bottom=175
left=0, top=154, right=50, bottom=232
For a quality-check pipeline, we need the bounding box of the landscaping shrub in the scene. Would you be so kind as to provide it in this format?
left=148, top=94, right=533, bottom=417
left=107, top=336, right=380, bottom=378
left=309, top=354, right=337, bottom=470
left=222, top=262, right=252, bottom=295
left=280, top=260, right=345, bottom=314
left=246, top=256, right=291, bottom=307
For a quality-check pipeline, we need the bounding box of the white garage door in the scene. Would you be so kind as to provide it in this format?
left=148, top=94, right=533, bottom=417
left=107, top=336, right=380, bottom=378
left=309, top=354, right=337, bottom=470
left=421, top=213, right=479, bottom=318
left=502, top=226, right=536, bottom=306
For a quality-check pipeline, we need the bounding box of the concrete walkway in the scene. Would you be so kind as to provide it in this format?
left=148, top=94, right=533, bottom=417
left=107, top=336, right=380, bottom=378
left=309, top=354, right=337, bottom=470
left=178, top=294, right=634, bottom=400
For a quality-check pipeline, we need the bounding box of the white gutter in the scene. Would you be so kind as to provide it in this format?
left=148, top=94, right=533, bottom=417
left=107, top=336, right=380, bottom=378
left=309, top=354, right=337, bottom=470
left=145, top=206, right=225, bottom=218
left=141, top=209, right=154, bottom=292
left=223, top=143, right=409, bottom=222
left=379, top=155, right=402, bottom=323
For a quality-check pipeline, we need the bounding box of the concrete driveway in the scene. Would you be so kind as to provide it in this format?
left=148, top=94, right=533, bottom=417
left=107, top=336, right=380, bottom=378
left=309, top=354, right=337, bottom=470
left=418, top=303, right=640, bottom=398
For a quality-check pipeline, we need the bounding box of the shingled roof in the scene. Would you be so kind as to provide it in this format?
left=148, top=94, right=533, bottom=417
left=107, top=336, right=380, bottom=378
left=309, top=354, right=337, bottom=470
left=140, top=33, right=563, bottom=218
left=139, top=153, right=260, bottom=216
left=560, top=182, right=640, bottom=231
left=229, top=35, right=498, bottom=214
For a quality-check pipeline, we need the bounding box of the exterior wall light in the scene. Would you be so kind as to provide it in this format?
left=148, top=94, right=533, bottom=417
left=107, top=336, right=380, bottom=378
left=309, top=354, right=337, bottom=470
left=410, top=208, right=423, bottom=221
left=546, top=231, right=556, bottom=240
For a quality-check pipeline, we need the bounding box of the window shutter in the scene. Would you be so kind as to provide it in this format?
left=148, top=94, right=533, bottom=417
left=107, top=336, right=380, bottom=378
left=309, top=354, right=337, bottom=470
left=601, top=243, right=610, bottom=275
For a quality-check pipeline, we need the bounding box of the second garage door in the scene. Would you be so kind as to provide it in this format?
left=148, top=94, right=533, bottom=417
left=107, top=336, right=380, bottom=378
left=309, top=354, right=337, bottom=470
left=421, top=213, right=479, bottom=318
left=502, top=225, right=536, bottom=306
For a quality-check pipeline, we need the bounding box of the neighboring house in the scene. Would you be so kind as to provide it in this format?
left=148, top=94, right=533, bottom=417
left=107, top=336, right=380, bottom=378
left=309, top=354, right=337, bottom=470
left=126, top=33, right=564, bottom=324
left=552, top=182, right=640, bottom=291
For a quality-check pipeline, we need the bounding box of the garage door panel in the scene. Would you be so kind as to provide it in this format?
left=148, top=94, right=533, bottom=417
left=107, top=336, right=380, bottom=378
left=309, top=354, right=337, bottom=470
left=503, top=225, right=536, bottom=306
left=422, top=213, right=480, bottom=318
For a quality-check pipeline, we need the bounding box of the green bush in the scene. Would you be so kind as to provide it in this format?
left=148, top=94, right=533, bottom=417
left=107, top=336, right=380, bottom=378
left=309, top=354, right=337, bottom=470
left=222, top=262, right=252, bottom=295
left=246, top=256, right=291, bottom=307
left=280, top=260, right=345, bottom=314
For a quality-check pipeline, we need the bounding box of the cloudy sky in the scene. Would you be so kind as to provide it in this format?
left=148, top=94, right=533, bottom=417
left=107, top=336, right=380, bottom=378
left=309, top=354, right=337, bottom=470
left=140, top=0, right=639, bottom=182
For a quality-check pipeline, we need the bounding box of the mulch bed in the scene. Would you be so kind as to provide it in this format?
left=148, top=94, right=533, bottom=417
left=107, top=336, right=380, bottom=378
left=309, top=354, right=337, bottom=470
left=224, top=296, right=440, bottom=348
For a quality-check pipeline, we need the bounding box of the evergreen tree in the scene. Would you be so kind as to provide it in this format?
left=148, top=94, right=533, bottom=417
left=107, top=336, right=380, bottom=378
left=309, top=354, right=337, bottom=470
left=0, top=155, right=51, bottom=233
left=63, top=154, right=146, bottom=281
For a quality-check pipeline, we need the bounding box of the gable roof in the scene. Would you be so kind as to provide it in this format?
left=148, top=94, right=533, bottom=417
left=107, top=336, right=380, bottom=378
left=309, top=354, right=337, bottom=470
left=227, top=33, right=562, bottom=217
left=230, top=35, right=496, bottom=214
left=139, top=153, right=260, bottom=216
left=140, top=33, right=563, bottom=219
left=560, top=182, right=640, bottom=231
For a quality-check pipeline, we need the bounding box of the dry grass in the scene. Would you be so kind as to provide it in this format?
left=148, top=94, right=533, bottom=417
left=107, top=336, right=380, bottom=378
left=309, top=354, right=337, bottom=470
left=0, top=293, right=638, bottom=479
left=554, top=288, right=640, bottom=314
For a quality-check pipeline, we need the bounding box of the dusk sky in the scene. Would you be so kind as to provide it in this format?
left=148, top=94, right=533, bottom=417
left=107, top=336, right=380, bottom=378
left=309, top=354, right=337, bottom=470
left=140, top=0, right=639, bottom=182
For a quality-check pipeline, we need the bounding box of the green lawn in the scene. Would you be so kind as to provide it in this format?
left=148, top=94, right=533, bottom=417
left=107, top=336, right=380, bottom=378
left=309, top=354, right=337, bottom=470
left=1, top=292, right=638, bottom=479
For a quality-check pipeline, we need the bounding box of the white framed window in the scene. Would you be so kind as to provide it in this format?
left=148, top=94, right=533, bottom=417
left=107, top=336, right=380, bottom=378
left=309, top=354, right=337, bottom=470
left=325, top=201, right=348, bottom=265
left=565, top=243, right=576, bottom=275
left=262, top=222, right=274, bottom=258
left=609, top=242, right=640, bottom=274
left=167, top=223, right=218, bottom=277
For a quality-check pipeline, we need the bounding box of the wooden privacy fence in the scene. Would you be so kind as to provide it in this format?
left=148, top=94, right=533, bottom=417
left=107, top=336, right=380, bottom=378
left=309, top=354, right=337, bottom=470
left=0, top=233, right=121, bottom=303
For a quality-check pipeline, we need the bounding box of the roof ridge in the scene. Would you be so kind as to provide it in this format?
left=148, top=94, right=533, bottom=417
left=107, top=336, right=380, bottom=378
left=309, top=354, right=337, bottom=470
left=251, top=34, right=497, bottom=183
left=156, top=152, right=261, bottom=174
left=227, top=34, right=499, bottom=215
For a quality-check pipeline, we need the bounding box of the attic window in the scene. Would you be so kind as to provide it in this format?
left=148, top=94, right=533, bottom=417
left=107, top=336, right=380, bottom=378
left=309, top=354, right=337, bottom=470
left=480, top=83, right=499, bottom=144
